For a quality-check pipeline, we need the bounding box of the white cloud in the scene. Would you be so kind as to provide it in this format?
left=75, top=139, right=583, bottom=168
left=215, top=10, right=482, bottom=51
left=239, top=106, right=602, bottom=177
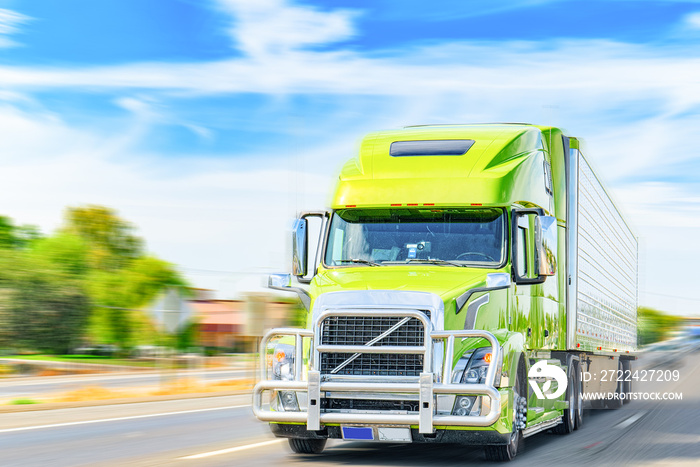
left=0, top=8, right=30, bottom=47
left=0, top=8, right=29, bottom=35
left=684, top=11, right=700, bottom=29
left=214, top=0, right=358, bottom=57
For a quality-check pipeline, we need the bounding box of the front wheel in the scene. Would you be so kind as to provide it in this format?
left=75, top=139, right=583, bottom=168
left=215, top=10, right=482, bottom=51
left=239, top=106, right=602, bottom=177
left=485, top=359, right=525, bottom=461
left=288, top=438, right=326, bottom=454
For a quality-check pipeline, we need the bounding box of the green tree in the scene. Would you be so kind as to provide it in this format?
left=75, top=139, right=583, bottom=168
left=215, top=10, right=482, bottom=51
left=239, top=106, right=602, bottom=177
left=87, top=256, right=188, bottom=348
left=63, top=205, right=143, bottom=270
left=0, top=216, right=43, bottom=250
left=637, top=307, right=683, bottom=346
left=0, top=216, right=15, bottom=249
left=0, top=208, right=187, bottom=354
left=29, top=233, right=89, bottom=277
left=0, top=253, right=90, bottom=354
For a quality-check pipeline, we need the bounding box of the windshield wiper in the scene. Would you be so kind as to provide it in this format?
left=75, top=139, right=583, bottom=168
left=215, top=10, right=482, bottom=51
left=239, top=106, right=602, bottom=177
left=404, top=258, right=466, bottom=267
left=336, top=258, right=382, bottom=267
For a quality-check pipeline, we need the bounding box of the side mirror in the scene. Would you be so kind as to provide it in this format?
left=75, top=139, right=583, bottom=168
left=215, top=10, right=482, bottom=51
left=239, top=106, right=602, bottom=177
left=292, top=219, right=308, bottom=277
left=291, top=211, right=329, bottom=283
left=535, top=216, right=557, bottom=276
left=512, top=209, right=556, bottom=285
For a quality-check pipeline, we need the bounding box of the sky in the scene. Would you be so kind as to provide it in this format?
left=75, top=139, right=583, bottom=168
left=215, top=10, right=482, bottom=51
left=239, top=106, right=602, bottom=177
left=0, top=0, right=699, bottom=316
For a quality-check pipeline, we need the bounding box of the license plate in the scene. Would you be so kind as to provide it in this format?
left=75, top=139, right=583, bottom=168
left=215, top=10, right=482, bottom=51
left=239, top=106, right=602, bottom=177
left=377, top=427, right=411, bottom=442
left=341, top=426, right=374, bottom=441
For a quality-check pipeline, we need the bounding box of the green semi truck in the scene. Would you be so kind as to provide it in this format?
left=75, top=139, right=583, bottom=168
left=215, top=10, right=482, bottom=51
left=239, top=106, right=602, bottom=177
left=253, top=124, right=638, bottom=461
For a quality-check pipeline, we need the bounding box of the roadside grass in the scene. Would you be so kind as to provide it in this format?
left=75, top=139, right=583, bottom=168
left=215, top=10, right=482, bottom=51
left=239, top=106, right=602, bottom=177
left=10, top=398, right=40, bottom=405
left=53, top=386, right=136, bottom=402
left=150, top=377, right=254, bottom=396
left=47, top=378, right=255, bottom=404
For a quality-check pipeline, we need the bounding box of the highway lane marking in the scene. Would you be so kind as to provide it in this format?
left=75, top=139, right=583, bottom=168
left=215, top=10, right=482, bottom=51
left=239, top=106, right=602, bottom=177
left=614, top=411, right=646, bottom=430
left=179, top=439, right=285, bottom=459
left=0, top=404, right=251, bottom=433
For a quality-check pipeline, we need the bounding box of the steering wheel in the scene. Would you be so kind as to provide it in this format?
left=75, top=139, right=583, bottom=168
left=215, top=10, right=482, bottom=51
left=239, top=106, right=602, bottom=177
left=456, top=251, right=496, bottom=262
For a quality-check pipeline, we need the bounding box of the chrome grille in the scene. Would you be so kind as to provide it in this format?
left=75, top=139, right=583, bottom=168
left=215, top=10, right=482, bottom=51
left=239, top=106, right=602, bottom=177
left=319, top=312, right=429, bottom=377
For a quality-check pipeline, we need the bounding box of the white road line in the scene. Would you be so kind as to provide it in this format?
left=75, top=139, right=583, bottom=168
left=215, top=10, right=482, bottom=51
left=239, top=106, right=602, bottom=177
left=179, top=439, right=284, bottom=459
left=0, top=404, right=251, bottom=434
left=615, top=411, right=646, bottom=429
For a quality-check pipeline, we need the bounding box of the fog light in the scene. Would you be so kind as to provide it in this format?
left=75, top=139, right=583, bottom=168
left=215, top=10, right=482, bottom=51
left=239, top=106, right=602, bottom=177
left=452, top=396, right=476, bottom=416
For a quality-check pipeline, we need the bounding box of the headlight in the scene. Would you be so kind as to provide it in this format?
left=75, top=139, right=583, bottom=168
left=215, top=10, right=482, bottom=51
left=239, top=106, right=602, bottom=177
left=272, top=344, right=295, bottom=381
left=456, top=347, right=493, bottom=384
left=271, top=343, right=300, bottom=411
left=451, top=346, right=495, bottom=416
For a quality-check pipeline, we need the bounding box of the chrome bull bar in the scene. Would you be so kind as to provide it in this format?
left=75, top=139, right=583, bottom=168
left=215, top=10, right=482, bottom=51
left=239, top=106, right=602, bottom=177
left=252, top=310, right=502, bottom=434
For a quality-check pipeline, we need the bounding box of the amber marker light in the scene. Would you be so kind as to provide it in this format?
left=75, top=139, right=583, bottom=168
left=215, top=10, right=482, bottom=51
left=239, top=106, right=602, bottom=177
left=484, top=353, right=492, bottom=364
left=275, top=350, right=287, bottom=362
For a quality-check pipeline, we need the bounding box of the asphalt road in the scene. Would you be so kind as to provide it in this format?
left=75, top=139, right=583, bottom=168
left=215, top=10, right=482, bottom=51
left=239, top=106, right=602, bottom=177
left=0, top=351, right=697, bottom=467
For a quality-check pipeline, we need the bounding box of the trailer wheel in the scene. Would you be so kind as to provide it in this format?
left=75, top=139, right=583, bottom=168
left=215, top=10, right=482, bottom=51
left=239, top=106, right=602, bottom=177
left=553, top=362, right=576, bottom=434
left=288, top=438, right=327, bottom=454
left=484, top=360, right=525, bottom=461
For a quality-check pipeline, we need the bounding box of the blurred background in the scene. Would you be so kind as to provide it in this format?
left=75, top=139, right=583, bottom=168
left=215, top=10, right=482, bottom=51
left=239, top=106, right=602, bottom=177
left=0, top=1, right=699, bottom=465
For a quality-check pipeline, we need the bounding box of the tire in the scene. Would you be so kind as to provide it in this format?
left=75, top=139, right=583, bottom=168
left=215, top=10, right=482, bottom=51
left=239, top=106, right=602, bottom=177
left=606, top=360, right=624, bottom=409
left=574, top=362, right=584, bottom=429
left=484, top=359, right=525, bottom=461
left=288, top=438, right=327, bottom=454
left=553, top=362, right=576, bottom=434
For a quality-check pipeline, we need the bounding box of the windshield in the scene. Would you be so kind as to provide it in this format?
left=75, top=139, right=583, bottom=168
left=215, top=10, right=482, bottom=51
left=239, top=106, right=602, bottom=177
left=324, top=208, right=506, bottom=267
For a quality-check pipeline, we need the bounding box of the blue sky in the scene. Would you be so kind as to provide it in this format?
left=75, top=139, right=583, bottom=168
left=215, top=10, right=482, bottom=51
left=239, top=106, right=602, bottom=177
left=1, top=0, right=699, bottom=315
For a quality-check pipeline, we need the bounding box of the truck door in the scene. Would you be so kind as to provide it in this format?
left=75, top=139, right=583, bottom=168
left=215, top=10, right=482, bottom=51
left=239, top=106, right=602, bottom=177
left=513, top=212, right=543, bottom=349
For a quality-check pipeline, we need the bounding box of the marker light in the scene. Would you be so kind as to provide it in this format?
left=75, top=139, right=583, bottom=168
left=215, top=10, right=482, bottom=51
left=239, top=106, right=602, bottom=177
left=483, top=353, right=492, bottom=364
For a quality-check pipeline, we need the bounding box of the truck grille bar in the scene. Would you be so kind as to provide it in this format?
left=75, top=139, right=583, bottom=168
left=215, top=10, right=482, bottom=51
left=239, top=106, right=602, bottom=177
left=253, top=319, right=502, bottom=433
left=319, top=313, right=430, bottom=376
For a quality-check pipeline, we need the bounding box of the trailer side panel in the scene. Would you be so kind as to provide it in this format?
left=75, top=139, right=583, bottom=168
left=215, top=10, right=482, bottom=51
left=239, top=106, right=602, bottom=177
left=567, top=147, right=638, bottom=352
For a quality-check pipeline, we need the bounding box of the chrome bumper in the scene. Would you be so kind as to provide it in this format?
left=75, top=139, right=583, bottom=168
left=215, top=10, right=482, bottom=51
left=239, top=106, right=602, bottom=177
left=252, top=310, right=502, bottom=434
